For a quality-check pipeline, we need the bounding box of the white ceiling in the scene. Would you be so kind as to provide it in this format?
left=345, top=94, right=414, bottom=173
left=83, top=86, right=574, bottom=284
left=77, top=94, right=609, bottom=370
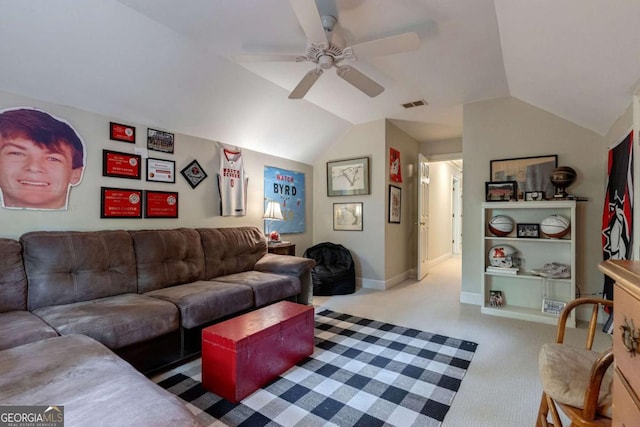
left=0, top=1, right=639, bottom=164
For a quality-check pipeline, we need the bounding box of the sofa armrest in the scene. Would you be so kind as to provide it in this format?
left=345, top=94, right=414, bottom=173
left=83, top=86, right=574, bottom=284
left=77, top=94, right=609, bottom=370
left=255, top=254, right=315, bottom=305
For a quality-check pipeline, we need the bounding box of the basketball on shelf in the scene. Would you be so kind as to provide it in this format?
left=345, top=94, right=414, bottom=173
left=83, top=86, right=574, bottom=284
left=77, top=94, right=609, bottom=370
left=540, top=214, right=570, bottom=238
left=488, top=245, right=517, bottom=267
left=488, top=215, right=514, bottom=237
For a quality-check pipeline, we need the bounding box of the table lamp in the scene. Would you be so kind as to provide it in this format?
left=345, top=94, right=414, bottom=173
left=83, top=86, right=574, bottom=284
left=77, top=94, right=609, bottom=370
left=263, top=201, right=284, bottom=242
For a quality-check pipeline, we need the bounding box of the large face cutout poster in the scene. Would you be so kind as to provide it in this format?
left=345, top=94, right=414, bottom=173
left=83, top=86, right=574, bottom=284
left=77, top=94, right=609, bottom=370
left=0, top=107, right=86, bottom=210
left=264, top=166, right=305, bottom=234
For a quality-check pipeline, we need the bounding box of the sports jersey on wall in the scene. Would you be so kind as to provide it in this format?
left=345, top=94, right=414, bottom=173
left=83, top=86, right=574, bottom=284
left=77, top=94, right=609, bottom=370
left=217, top=148, right=248, bottom=216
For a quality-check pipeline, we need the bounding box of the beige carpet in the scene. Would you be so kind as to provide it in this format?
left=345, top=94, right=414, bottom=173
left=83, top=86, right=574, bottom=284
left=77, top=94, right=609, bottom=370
left=313, top=255, right=613, bottom=427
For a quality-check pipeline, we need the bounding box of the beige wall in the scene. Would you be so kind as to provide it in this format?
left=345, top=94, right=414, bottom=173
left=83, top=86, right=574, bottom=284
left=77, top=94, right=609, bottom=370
left=384, top=121, right=419, bottom=284
left=462, top=96, right=605, bottom=302
left=313, top=120, right=386, bottom=285
left=421, top=138, right=463, bottom=157
left=313, top=119, right=420, bottom=289
left=0, top=90, right=314, bottom=255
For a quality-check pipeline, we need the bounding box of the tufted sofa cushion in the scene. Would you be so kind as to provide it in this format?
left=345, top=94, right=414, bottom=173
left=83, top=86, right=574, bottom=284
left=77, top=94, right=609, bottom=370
left=0, top=238, right=58, bottom=349
left=0, top=238, right=28, bottom=312
left=21, top=230, right=138, bottom=311
left=197, top=227, right=267, bottom=279
left=130, top=228, right=205, bottom=293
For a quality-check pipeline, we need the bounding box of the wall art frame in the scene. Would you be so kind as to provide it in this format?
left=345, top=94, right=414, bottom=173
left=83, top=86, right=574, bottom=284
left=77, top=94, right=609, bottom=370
left=109, top=122, right=135, bottom=143
left=144, top=190, right=178, bottom=218
left=388, top=185, right=401, bottom=223
left=100, top=187, right=142, bottom=218
left=327, top=157, right=370, bottom=196
left=490, top=155, right=557, bottom=199
left=146, top=158, right=175, bottom=183
left=333, top=202, right=363, bottom=231
left=102, top=150, right=141, bottom=180
left=180, top=159, right=208, bottom=189
left=147, top=128, right=175, bottom=154
left=485, top=181, right=518, bottom=202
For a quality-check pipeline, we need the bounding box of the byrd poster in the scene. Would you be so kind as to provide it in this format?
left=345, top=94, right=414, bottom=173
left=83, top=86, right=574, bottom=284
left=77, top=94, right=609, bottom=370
left=264, top=166, right=305, bottom=233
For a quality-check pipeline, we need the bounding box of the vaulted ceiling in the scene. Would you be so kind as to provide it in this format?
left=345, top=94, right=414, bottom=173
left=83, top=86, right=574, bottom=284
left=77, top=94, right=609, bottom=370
left=1, top=1, right=639, bottom=164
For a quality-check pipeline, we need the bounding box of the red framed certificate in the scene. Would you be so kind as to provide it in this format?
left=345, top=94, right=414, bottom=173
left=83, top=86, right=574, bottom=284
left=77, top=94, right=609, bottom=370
left=103, top=150, right=142, bottom=179
left=144, top=190, right=178, bottom=218
left=110, top=122, right=136, bottom=143
left=100, top=187, right=142, bottom=218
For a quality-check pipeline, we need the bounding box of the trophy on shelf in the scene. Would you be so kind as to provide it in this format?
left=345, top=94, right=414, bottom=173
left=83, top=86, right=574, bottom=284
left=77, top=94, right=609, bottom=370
left=550, top=166, right=577, bottom=199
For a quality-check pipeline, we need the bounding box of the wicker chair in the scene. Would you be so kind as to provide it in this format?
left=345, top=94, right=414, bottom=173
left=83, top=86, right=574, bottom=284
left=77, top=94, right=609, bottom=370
left=536, top=297, right=614, bottom=427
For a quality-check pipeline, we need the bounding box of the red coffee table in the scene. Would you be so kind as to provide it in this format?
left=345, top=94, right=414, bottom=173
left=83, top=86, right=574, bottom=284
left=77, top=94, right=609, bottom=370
left=202, top=301, right=314, bottom=402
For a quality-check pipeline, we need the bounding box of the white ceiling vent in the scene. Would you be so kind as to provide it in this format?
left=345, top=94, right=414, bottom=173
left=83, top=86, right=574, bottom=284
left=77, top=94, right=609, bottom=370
left=402, top=99, right=428, bottom=109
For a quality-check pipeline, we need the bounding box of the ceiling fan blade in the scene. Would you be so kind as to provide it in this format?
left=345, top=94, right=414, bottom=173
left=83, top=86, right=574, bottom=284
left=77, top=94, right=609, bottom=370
left=289, top=69, right=323, bottom=99
left=336, top=65, right=384, bottom=97
left=289, top=0, right=328, bottom=45
left=344, top=32, right=420, bottom=60
left=232, top=54, right=306, bottom=63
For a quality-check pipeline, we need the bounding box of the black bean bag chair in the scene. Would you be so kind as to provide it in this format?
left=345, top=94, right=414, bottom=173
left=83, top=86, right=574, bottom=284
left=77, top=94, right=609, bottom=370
left=303, top=242, right=355, bottom=296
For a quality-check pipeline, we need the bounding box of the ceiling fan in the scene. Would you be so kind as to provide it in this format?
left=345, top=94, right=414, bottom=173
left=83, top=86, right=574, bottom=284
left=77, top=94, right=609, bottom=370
left=233, top=0, right=420, bottom=99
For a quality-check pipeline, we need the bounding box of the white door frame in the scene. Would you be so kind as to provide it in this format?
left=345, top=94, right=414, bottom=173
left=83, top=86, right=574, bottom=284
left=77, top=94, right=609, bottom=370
left=417, top=153, right=430, bottom=280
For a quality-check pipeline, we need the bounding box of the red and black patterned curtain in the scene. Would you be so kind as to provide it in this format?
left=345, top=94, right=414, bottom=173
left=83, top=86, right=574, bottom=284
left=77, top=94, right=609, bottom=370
left=602, top=131, right=634, bottom=304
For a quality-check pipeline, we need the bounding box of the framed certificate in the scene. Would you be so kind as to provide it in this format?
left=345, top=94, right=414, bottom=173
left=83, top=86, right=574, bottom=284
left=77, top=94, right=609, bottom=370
left=144, top=190, right=178, bottom=218
left=109, top=122, right=136, bottom=143
left=146, top=158, right=175, bottom=183
left=102, top=150, right=141, bottom=179
left=100, top=187, right=142, bottom=218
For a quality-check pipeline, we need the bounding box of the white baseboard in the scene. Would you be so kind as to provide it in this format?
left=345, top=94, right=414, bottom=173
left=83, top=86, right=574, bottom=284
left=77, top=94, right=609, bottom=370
left=428, top=253, right=452, bottom=269
left=361, top=269, right=413, bottom=291
left=460, top=292, right=482, bottom=305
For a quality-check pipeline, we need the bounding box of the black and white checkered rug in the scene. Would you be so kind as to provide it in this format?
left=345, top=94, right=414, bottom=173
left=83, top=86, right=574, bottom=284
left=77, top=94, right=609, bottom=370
left=153, top=309, right=478, bottom=427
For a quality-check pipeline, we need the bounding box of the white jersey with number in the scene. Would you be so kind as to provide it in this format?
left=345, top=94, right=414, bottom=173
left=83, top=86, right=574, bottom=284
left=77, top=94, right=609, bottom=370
left=218, top=148, right=248, bottom=216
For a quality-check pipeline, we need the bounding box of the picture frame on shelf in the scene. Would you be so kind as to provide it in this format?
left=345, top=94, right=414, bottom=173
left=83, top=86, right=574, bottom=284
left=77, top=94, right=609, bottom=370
left=517, top=223, right=540, bottom=238
left=485, top=181, right=517, bottom=202
left=490, top=155, right=557, bottom=200
left=490, top=290, right=504, bottom=307
left=146, top=158, right=175, bottom=183
left=333, top=202, right=363, bottom=231
left=327, top=157, right=370, bottom=196
left=388, top=185, right=401, bottom=223
left=542, top=299, right=567, bottom=315
left=524, top=191, right=545, bottom=201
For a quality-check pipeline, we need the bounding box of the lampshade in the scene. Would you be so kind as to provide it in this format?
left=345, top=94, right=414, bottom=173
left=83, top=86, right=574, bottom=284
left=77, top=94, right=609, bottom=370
left=263, top=201, right=284, bottom=220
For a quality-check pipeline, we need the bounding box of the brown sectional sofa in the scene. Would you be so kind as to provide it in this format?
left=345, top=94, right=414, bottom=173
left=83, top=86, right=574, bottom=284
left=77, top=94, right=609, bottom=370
left=0, top=226, right=315, bottom=426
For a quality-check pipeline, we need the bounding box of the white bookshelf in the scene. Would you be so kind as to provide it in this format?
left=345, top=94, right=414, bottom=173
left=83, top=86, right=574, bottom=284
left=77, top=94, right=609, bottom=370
left=481, top=200, right=576, bottom=327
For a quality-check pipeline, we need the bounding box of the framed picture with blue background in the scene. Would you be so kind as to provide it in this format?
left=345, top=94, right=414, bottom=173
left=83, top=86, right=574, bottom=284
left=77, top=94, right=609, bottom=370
left=264, top=166, right=305, bottom=234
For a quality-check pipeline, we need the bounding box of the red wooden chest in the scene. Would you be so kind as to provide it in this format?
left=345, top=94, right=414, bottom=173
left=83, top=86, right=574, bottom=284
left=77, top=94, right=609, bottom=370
left=201, top=301, right=314, bottom=402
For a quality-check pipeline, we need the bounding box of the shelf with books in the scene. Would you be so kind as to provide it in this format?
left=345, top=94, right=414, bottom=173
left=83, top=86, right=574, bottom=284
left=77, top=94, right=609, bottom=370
left=481, top=200, right=576, bottom=327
